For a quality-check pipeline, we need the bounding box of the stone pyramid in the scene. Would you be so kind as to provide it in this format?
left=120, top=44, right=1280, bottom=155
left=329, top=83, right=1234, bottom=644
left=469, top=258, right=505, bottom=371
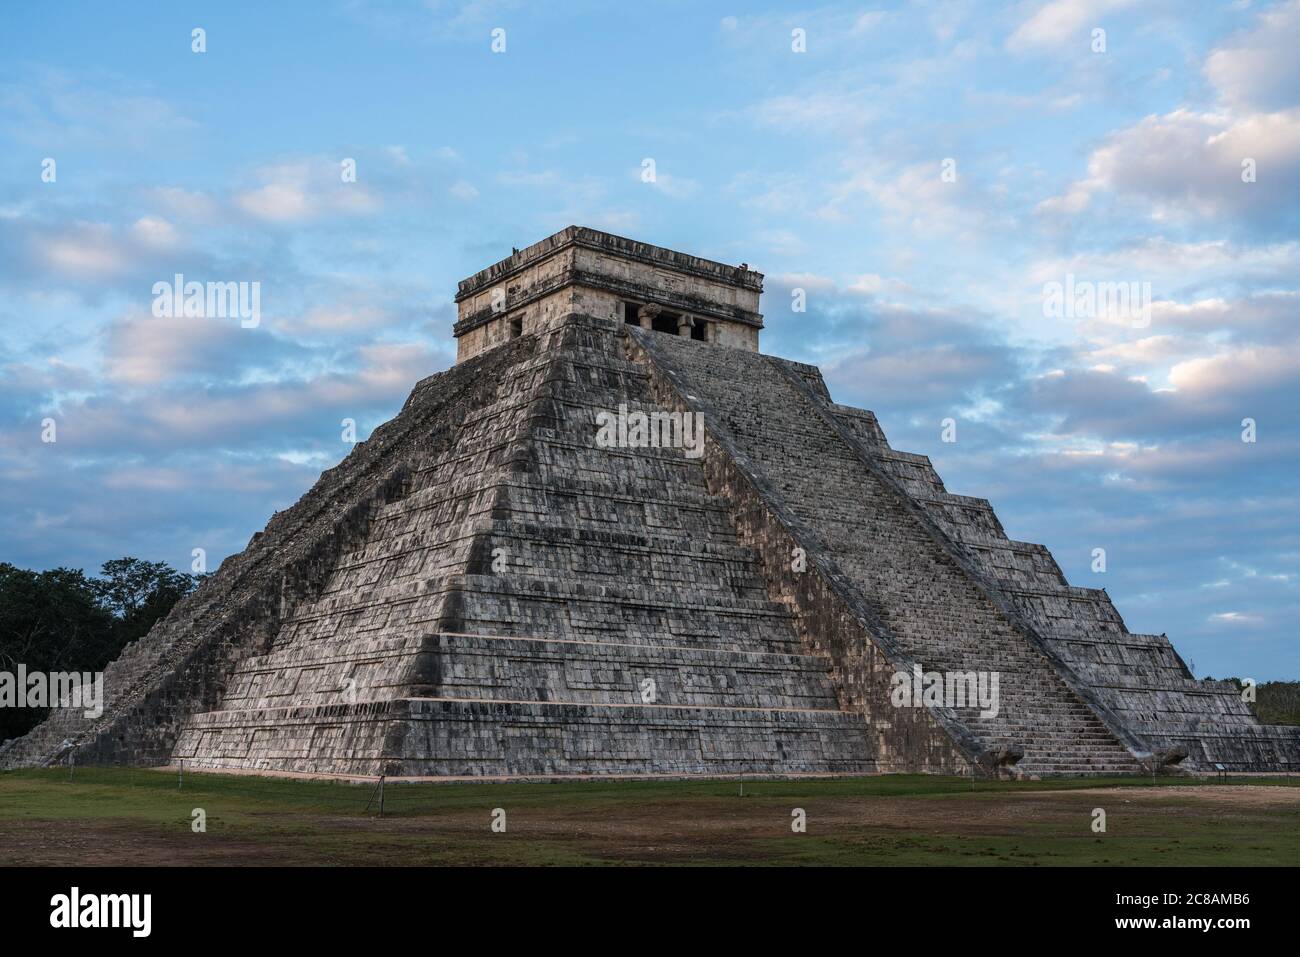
left=5, top=227, right=1297, bottom=778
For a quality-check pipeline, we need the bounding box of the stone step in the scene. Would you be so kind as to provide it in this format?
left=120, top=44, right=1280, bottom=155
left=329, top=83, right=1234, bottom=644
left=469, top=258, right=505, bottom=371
left=217, top=631, right=845, bottom=713
left=635, top=330, right=1146, bottom=774
left=176, top=696, right=877, bottom=778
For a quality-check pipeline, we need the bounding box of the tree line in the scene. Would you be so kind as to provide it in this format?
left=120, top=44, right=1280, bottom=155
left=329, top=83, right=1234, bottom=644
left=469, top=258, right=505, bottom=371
left=1209, top=677, right=1300, bottom=727
left=0, top=558, right=203, bottom=743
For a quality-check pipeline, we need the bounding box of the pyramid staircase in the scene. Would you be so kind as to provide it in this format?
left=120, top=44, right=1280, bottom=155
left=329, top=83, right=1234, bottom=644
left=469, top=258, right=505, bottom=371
left=167, top=315, right=875, bottom=776
left=632, top=328, right=1144, bottom=777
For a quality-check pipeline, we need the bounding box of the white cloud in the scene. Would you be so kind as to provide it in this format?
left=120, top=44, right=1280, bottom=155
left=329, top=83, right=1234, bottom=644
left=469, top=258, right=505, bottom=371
left=769, top=271, right=835, bottom=292
left=1038, top=107, right=1300, bottom=223
left=37, top=222, right=128, bottom=278
left=104, top=313, right=262, bottom=386
left=0, top=69, right=198, bottom=151
left=146, top=187, right=219, bottom=221
left=1007, top=0, right=1135, bottom=53
left=236, top=183, right=312, bottom=222
left=233, top=160, right=381, bottom=223
left=1028, top=238, right=1300, bottom=286
left=449, top=180, right=479, bottom=201
left=851, top=11, right=886, bottom=34
left=1037, top=3, right=1300, bottom=227
left=847, top=273, right=915, bottom=297
left=277, top=305, right=393, bottom=335
left=749, top=88, right=879, bottom=135
left=641, top=169, right=700, bottom=199
left=1167, top=345, right=1298, bottom=395
left=1205, top=0, right=1300, bottom=110
left=1209, top=611, right=1264, bottom=624
left=130, top=216, right=179, bottom=249
left=819, top=160, right=1001, bottom=239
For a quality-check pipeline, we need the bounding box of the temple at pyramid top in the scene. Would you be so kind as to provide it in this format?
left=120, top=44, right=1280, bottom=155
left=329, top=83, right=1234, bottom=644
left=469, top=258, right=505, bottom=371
left=453, top=225, right=764, bottom=361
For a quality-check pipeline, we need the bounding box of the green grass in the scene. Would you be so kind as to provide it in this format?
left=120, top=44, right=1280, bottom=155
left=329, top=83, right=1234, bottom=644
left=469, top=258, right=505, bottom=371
left=1, top=767, right=1296, bottom=866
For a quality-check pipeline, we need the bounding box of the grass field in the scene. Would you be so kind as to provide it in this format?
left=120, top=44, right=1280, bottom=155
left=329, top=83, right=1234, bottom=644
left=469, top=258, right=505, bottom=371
left=1, top=768, right=1297, bottom=866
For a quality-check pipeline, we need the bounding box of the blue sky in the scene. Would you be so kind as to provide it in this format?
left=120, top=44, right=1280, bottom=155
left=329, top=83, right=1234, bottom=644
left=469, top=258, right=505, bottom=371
left=1, top=0, right=1297, bottom=680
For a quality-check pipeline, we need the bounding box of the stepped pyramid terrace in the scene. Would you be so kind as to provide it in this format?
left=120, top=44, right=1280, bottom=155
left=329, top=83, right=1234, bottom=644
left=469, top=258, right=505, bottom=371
left=5, top=226, right=1298, bottom=779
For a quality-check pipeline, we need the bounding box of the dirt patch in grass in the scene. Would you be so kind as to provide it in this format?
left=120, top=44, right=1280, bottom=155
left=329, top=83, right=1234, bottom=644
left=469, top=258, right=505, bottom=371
left=0, top=819, right=287, bottom=866
left=1021, top=784, right=1300, bottom=807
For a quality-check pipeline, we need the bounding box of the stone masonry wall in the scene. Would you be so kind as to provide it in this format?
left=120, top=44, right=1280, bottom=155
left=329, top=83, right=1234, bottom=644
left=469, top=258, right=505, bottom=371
left=827, top=402, right=1300, bottom=770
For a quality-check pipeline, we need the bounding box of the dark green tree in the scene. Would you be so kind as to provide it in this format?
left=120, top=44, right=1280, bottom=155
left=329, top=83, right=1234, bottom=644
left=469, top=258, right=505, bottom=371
left=93, top=557, right=203, bottom=645
left=0, top=557, right=204, bottom=743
